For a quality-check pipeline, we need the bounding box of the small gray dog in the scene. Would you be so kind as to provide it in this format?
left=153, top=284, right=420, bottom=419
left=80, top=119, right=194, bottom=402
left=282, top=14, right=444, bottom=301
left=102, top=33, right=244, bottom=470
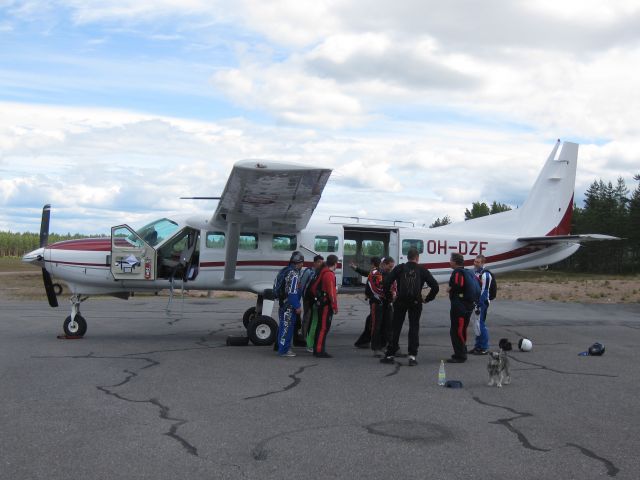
left=487, top=350, right=511, bottom=387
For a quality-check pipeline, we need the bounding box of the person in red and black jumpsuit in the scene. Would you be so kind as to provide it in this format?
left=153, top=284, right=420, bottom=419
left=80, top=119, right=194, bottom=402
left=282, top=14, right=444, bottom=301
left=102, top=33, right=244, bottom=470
left=447, top=252, right=473, bottom=363
left=312, top=254, right=339, bottom=358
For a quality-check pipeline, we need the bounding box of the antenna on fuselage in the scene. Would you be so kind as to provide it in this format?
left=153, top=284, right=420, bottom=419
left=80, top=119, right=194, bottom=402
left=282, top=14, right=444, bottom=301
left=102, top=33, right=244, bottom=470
left=179, top=197, right=221, bottom=200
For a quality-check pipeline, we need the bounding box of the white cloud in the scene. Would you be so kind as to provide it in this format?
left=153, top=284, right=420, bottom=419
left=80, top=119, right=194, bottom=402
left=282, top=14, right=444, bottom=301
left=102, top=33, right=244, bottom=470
left=2, top=1, right=640, bottom=234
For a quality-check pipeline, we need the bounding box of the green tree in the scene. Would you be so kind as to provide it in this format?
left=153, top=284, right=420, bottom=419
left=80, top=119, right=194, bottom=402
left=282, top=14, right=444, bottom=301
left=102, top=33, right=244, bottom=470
left=565, top=177, right=632, bottom=273
left=490, top=201, right=512, bottom=214
left=628, top=174, right=640, bottom=271
left=464, top=202, right=490, bottom=220
left=429, top=216, right=452, bottom=228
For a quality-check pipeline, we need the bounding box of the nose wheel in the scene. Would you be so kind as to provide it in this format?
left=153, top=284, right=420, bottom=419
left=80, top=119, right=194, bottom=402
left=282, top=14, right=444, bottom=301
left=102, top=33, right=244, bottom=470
left=63, top=314, right=87, bottom=337
left=63, top=294, right=89, bottom=337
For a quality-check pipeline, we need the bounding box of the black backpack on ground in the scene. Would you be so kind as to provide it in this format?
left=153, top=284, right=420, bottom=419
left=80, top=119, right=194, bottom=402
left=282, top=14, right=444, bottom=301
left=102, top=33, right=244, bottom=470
left=396, top=263, right=422, bottom=302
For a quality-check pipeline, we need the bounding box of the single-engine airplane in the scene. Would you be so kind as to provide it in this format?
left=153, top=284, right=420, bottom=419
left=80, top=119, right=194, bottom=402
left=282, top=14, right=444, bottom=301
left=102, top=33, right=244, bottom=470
left=22, top=140, right=616, bottom=343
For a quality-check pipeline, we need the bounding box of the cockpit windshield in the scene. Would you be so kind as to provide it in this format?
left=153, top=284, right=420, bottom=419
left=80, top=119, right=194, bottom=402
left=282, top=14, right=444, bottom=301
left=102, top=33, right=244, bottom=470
left=136, top=218, right=180, bottom=247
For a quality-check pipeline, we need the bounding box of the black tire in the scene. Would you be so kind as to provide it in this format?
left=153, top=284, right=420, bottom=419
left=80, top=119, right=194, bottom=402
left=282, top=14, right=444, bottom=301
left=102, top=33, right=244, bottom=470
left=226, top=335, right=250, bottom=346
left=63, top=314, right=87, bottom=337
left=52, top=283, right=63, bottom=295
left=247, top=315, right=277, bottom=346
left=242, top=307, right=257, bottom=329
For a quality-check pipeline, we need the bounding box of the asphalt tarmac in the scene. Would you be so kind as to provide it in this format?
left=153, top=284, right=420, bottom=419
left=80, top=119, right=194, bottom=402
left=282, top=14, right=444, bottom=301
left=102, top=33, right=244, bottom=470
left=1, top=294, right=639, bottom=480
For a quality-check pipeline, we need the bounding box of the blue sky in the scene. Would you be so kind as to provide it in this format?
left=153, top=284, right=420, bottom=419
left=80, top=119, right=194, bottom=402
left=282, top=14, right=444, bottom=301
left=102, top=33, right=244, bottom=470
left=1, top=1, right=639, bottom=234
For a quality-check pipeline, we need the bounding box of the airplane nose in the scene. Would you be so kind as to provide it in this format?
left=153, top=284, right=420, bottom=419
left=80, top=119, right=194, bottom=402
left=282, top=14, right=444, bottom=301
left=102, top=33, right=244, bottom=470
left=22, top=247, right=45, bottom=266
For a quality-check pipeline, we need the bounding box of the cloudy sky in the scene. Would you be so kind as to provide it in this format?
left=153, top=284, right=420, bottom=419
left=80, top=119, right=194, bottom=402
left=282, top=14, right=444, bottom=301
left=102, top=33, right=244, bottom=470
left=1, top=0, right=639, bottom=234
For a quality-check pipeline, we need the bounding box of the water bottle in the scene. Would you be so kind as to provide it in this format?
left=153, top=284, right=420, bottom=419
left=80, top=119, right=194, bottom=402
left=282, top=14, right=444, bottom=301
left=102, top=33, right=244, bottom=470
left=438, top=360, right=446, bottom=386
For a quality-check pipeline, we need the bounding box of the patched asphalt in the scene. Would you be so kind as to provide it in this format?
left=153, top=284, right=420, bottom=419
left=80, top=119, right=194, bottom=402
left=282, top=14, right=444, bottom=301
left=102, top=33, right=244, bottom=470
left=1, top=295, right=639, bottom=479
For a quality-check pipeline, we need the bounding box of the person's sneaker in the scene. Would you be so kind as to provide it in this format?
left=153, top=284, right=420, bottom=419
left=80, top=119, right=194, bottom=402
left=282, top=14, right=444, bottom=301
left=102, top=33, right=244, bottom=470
left=372, top=350, right=384, bottom=358
left=305, top=347, right=313, bottom=353
left=354, top=342, right=370, bottom=349
left=468, top=347, right=479, bottom=355
left=280, top=350, right=296, bottom=357
left=313, top=352, right=332, bottom=358
left=471, top=348, right=489, bottom=355
left=408, top=355, right=418, bottom=366
left=380, top=355, right=395, bottom=364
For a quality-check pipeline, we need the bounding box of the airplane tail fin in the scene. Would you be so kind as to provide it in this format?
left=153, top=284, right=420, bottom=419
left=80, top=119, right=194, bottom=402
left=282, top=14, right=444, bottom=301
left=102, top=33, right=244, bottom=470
left=518, top=140, right=577, bottom=237
left=435, top=140, right=578, bottom=237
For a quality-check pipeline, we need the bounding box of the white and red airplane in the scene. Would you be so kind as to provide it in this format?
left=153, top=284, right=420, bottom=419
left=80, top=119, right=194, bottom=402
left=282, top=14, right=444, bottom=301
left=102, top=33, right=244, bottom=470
left=22, top=140, right=615, bottom=342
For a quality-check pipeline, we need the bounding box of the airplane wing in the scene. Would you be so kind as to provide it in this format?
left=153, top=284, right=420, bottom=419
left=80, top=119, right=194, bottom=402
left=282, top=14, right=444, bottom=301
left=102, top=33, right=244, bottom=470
left=211, top=160, right=332, bottom=284
left=211, top=160, right=332, bottom=232
left=517, top=234, right=619, bottom=244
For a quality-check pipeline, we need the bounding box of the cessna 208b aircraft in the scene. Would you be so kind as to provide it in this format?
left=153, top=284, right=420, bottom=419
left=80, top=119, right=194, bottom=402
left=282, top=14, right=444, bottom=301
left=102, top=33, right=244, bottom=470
left=22, top=140, right=615, bottom=343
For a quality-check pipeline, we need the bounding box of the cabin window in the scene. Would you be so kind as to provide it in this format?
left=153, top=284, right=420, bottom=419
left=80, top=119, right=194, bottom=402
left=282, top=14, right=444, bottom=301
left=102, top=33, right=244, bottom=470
left=136, top=218, right=179, bottom=247
left=272, top=234, right=297, bottom=251
left=205, top=232, right=225, bottom=248
left=402, top=239, right=424, bottom=255
left=239, top=233, right=258, bottom=250
left=315, top=235, right=339, bottom=252
left=112, top=226, right=145, bottom=249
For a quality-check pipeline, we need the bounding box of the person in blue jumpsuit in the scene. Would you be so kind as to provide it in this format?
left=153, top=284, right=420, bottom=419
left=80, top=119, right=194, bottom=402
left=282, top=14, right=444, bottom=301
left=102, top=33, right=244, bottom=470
left=277, top=251, right=304, bottom=357
left=470, top=254, right=491, bottom=355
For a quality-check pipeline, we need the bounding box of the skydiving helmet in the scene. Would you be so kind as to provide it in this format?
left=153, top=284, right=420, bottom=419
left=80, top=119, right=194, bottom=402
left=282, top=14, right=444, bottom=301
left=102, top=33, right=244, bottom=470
left=290, top=251, right=305, bottom=264
left=518, top=338, right=533, bottom=352
left=588, top=342, right=605, bottom=356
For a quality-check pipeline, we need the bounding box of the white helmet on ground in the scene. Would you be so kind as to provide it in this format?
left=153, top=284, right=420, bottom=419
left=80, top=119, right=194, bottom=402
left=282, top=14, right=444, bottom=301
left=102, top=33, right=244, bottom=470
left=518, top=338, right=533, bottom=351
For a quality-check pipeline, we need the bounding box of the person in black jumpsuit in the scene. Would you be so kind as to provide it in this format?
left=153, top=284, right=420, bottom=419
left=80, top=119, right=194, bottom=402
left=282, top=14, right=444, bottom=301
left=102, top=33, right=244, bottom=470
left=380, top=248, right=439, bottom=366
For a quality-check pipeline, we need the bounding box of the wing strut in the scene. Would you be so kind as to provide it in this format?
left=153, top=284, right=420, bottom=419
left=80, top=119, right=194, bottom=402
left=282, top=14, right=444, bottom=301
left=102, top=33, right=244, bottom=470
left=223, top=221, right=241, bottom=283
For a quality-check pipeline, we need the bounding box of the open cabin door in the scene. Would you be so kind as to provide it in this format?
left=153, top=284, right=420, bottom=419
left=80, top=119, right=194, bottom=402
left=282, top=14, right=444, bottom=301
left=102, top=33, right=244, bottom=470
left=342, top=227, right=397, bottom=286
left=110, top=225, right=157, bottom=281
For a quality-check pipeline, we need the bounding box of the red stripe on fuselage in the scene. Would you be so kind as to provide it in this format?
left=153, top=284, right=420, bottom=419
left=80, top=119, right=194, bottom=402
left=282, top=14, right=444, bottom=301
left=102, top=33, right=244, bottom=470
left=200, top=260, right=344, bottom=269
left=418, top=245, right=543, bottom=269
left=45, top=259, right=108, bottom=267
left=48, top=238, right=111, bottom=251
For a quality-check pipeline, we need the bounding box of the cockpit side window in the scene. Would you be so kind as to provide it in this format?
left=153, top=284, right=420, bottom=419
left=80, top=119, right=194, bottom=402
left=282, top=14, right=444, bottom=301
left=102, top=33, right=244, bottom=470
left=136, top=218, right=179, bottom=247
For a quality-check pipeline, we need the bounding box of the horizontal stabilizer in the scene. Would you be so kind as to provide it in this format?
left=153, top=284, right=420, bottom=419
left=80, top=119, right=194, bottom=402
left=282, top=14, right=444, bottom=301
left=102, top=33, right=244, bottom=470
left=517, top=234, right=620, bottom=244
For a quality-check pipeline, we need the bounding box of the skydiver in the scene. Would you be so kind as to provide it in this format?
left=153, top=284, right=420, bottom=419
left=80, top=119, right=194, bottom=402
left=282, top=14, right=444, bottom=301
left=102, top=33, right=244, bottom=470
left=380, top=248, right=439, bottom=366
left=276, top=251, right=305, bottom=357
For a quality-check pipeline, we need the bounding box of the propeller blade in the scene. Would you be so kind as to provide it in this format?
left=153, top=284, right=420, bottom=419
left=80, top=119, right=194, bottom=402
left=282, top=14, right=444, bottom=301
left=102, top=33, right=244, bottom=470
left=42, top=268, right=59, bottom=308
left=40, top=204, right=51, bottom=248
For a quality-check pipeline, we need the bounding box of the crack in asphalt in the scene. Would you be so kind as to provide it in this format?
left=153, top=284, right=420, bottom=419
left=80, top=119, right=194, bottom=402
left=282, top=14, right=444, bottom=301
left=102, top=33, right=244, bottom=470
left=470, top=395, right=550, bottom=452
left=565, top=443, right=620, bottom=477
left=244, top=364, right=318, bottom=400
left=34, top=351, right=199, bottom=456
left=508, top=356, right=618, bottom=378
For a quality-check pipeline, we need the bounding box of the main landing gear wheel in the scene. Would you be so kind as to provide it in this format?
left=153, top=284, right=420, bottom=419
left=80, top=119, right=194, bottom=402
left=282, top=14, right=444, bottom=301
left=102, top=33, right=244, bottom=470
left=242, top=306, right=257, bottom=329
left=63, top=314, right=87, bottom=337
left=247, top=315, right=277, bottom=346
